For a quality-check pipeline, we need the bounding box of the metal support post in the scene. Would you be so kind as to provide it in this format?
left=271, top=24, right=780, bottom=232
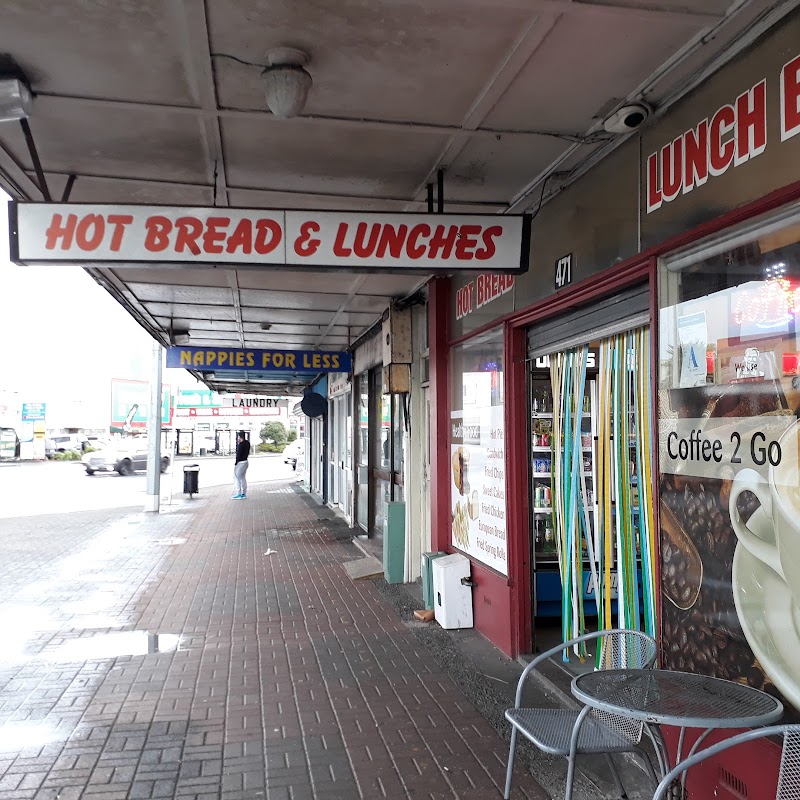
left=144, top=341, right=163, bottom=513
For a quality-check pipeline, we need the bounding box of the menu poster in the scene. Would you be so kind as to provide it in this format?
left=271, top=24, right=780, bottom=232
left=450, top=406, right=508, bottom=575
left=677, top=311, right=708, bottom=388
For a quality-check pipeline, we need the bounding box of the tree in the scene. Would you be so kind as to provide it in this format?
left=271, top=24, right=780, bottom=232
left=260, top=421, right=288, bottom=446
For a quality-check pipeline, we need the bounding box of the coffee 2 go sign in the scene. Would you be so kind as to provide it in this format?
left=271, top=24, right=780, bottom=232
left=646, top=51, right=800, bottom=213
left=660, top=415, right=799, bottom=488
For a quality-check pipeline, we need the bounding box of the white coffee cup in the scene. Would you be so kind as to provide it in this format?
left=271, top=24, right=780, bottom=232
left=729, top=420, right=800, bottom=594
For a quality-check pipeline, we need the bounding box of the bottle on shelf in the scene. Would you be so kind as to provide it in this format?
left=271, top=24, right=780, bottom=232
left=544, top=517, right=554, bottom=549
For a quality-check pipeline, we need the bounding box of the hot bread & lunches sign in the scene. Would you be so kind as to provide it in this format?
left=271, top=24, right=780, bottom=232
left=9, top=204, right=530, bottom=273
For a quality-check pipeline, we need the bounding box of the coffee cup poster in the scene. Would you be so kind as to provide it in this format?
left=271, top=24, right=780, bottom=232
left=660, top=334, right=800, bottom=710
left=450, top=406, right=507, bottom=576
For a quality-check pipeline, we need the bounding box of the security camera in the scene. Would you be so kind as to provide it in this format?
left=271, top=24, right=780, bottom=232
left=603, top=103, right=650, bottom=134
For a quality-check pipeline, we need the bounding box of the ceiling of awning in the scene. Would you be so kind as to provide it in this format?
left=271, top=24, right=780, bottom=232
left=0, top=0, right=795, bottom=395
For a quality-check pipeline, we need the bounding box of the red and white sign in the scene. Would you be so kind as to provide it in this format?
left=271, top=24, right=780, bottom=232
left=455, top=274, right=514, bottom=320
left=10, top=204, right=530, bottom=273
left=174, top=406, right=276, bottom=417
left=646, top=50, right=800, bottom=214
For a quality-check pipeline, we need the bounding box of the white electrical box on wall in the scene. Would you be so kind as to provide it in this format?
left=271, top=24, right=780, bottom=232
left=432, top=553, right=474, bottom=629
left=382, top=305, right=412, bottom=365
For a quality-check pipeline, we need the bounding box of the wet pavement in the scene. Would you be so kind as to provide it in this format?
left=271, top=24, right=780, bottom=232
left=0, top=479, right=548, bottom=799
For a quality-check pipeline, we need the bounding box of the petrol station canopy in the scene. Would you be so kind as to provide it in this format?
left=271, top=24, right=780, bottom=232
left=0, top=0, right=792, bottom=394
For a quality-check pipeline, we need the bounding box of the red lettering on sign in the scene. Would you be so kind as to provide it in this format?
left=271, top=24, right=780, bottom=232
left=144, top=216, right=172, bottom=252
left=254, top=219, right=281, bottom=255
left=456, top=283, right=474, bottom=320
left=735, top=80, right=767, bottom=165
left=406, top=224, right=430, bottom=259
left=781, top=54, right=800, bottom=142
left=475, top=273, right=513, bottom=310
left=646, top=73, right=776, bottom=213
left=293, top=221, right=320, bottom=256
left=646, top=154, right=662, bottom=213
left=429, top=225, right=459, bottom=259
left=45, top=213, right=78, bottom=250
left=455, top=225, right=480, bottom=260
left=333, top=223, right=352, bottom=257
left=75, top=214, right=105, bottom=251
left=376, top=224, right=407, bottom=258
left=475, top=226, right=501, bottom=261
left=107, top=214, right=133, bottom=251
left=683, top=120, right=708, bottom=194
left=661, top=137, right=683, bottom=202
left=353, top=222, right=380, bottom=258
left=709, top=104, right=735, bottom=176
left=174, top=217, right=203, bottom=255
left=203, top=217, right=230, bottom=254
left=226, top=218, right=252, bottom=254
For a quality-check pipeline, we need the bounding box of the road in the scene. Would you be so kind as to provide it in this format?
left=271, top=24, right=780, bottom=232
left=0, top=453, right=297, bottom=518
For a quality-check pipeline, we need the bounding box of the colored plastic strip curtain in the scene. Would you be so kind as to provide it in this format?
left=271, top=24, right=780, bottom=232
left=552, top=329, right=657, bottom=660
left=596, top=328, right=657, bottom=640
left=550, top=346, right=595, bottom=655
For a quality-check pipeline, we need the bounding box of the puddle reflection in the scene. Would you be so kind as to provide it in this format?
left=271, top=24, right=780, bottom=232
left=52, top=631, right=184, bottom=661
left=0, top=721, right=67, bottom=752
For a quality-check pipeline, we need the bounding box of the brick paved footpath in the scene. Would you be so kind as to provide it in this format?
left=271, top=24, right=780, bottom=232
left=0, top=479, right=548, bottom=800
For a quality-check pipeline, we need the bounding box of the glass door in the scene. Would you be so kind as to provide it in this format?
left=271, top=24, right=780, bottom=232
left=356, top=372, right=369, bottom=531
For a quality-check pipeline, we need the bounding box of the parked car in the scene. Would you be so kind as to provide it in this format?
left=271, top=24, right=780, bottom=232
left=82, top=440, right=170, bottom=476
left=46, top=434, right=88, bottom=457
left=283, top=439, right=302, bottom=470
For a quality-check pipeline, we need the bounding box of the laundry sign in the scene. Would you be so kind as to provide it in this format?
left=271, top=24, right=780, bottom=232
left=9, top=203, right=531, bottom=273
left=221, top=395, right=288, bottom=409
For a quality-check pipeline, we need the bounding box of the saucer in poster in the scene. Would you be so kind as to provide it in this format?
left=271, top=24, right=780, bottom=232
left=732, top=522, right=800, bottom=710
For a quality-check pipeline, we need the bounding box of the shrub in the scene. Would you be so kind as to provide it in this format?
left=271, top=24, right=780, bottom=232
left=260, top=421, right=288, bottom=446
left=257, top=442, right=284, bottom=453
left=287, top=430, right=297, bottom=443
left=54, top=450, right=81, bottom=461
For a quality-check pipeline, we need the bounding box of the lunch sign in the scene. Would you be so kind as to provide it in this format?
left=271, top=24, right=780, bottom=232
left=8, top=203, right=531, bottom=273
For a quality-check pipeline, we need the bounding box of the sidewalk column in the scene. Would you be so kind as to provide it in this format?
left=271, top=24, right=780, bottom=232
left=144, top=341, right=162, bottom=513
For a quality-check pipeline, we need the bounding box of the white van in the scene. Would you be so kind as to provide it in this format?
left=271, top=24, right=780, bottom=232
left=46, top=434, right=88, bottom=457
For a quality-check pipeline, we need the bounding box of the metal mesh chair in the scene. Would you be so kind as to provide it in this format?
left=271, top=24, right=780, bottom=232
left=652, top=724, right=800, bottom=800
left=504, top=629, right=658, bottom=800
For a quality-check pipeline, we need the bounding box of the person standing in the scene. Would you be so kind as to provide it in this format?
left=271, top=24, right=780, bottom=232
left=232, top=431, right=250, bottom=499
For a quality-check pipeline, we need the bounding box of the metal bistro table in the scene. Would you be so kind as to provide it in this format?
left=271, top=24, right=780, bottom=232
left=572, top=669, right=784, bottom=781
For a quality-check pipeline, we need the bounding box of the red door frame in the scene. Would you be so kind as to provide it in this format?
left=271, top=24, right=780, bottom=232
left=429, top=177, right=800, bottom=658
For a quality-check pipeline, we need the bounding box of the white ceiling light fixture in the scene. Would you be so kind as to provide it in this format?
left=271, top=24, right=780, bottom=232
left=261, top=47, right=312, bottom=119
left=0, top=76, right=32, bottom=123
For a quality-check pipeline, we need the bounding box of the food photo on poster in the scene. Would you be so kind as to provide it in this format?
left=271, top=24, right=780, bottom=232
left=658, top=212, right=800, bottom=710
left=449, top=334, right=507, bottom=576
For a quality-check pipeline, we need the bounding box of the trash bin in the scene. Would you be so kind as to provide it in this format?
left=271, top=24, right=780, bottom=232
left=199, top=447, right=207, bottom=457
left=183, top=463, right=200, bottom=497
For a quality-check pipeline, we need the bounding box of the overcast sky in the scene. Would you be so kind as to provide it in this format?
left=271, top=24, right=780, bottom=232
left=0, top=192, right=197, bottom=428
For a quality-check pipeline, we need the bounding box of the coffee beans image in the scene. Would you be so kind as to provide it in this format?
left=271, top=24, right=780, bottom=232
left=660, top=474, right=776, bottom=695
left=660, top=504, right=702, bottom=609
